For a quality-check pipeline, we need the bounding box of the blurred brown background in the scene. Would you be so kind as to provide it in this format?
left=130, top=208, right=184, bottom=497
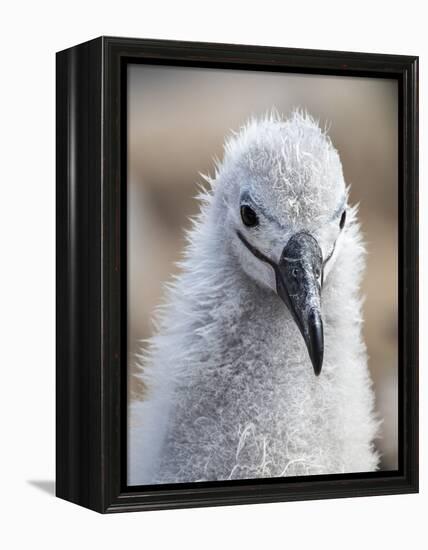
left=127, top=64, right=398, bottom=470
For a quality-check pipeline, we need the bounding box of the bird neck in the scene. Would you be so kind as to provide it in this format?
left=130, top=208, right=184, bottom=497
left=178, top=216, right=293, bottom=356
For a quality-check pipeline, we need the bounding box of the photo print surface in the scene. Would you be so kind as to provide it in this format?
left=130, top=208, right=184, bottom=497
left=127, top=64, right=398, bottom=486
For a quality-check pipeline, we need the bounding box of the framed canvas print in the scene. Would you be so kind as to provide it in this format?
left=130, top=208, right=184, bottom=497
left=56, top=37, right=418, bottom=513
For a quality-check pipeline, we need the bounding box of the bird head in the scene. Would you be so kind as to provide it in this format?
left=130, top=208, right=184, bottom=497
left=216, top=111, right=349, bottom=376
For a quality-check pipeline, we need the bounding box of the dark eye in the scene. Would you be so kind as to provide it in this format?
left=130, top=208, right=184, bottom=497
left=339, top=210, right=346, bottom=230
left=240, top=205, right=259, bottom=227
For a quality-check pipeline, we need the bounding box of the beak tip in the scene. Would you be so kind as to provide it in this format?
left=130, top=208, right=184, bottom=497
left=308, top=310, right=324, bottom=377
left=312, top=361, right=322, bottom=376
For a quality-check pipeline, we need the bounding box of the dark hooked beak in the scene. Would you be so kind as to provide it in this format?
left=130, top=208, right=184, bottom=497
left=276, top=232, right=324, bottom=376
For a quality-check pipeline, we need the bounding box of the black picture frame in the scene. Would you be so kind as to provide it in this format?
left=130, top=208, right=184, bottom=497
left=56, top=36, right=419, bottom=513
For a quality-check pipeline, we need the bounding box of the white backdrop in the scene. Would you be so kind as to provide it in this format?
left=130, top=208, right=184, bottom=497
left=0, top=1, right=425, bottom=548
